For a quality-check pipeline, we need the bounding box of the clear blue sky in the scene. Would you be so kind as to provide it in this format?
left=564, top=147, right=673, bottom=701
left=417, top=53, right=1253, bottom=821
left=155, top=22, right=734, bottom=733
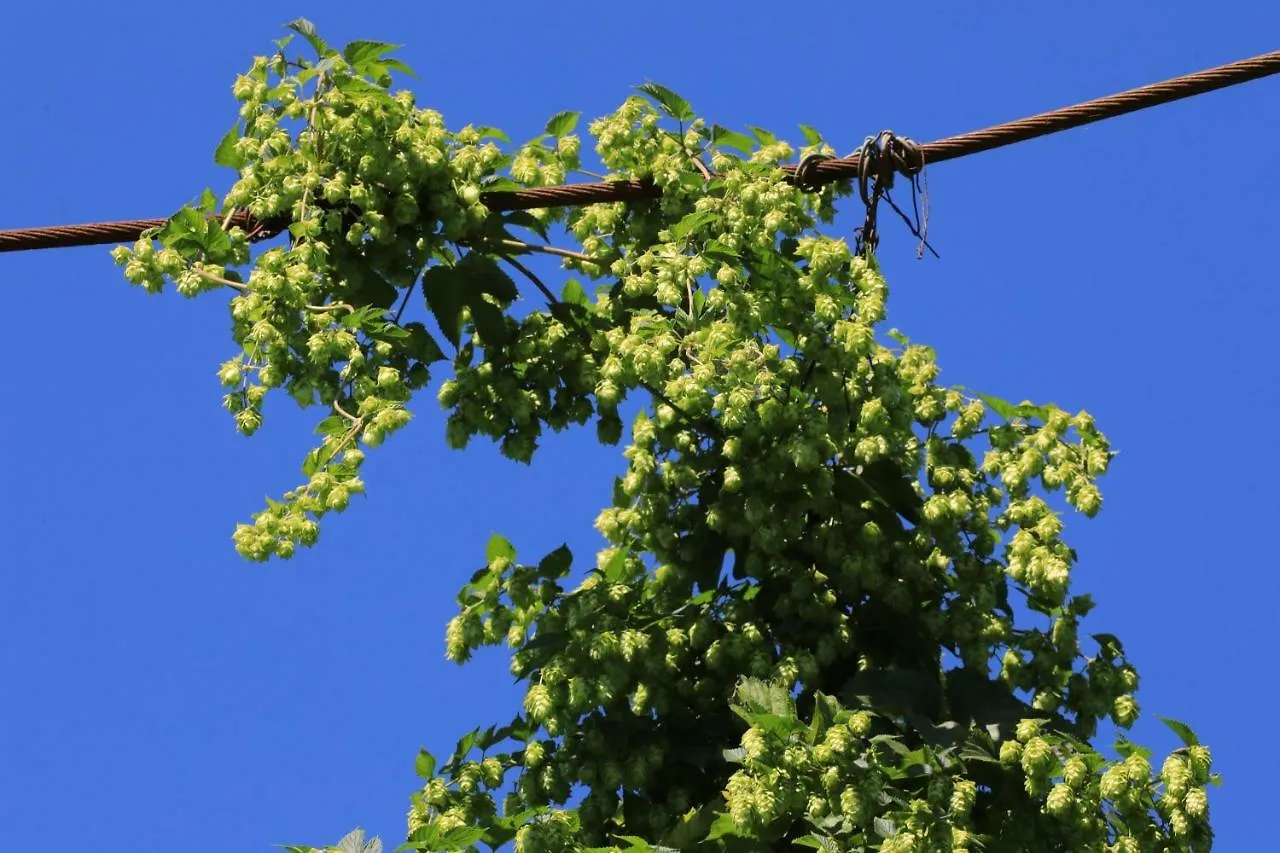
left=1, top=2, right=1276, bottom=850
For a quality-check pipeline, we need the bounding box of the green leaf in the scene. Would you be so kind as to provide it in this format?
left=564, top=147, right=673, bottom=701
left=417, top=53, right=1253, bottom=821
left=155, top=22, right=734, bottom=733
left=799, top=124, right=824, bottom=146
left=561, top=279, right=590, bottom=307
left=486, top=533, right=516, bottom=565
left=400, top=824, right=442, bottom=851
left=333, top=74, right=390, bottom=99
left=873, top=816, right=898, bottom=838
left=414, top=748, right=437, bottom=779
left=195, top=188, right=219, bottom=214
left=341, top=41, right=407, bottom=87
left=975, top=392, right=1018, bottom=421
left=473, top=125, right=511, bottom=144
left=449, top=728, right=481, bottom=768
left=214, top=125, right=245, bottom=169
left=342, top=40, right=401, bottom=65
left=635, top=82, right=694, bottom=121
left=806, top=692, right=837, bottom=745
left=701, top=240, right=739, bottom=265
left=734, top=677, right=796, bottom=718
left=974, top=391, right=1053, bottom=422
left=336, top=828, right=379, bottom=853
left=381, top=57, right=416, bottom=78
left=1114, top=737, right=1152, bottom=761
left=704, top=812, right=746, bottom=841
left=438, top=827, right=485, bottom=850
left=1158, top=716, right=1200, bottom=747
left=314, top=415, right=345, bottom=437
left=670, top=210, right=719, bottom=241
left=887, top=328, right=911, bottom=347
left=660, top=804, right=719, bottom=848
left=301, top=447, right=326, bottom=478
left=602, top=547, right=630, bottom=583
left=422, top=265, right=465, bottom=348
left=711, top=125, right=756, bottom=155
left=544, top=110, right=580, bottom=137
left=748, top=125, right=778, bottom=146
left=285, top=18, right=331, bottom=57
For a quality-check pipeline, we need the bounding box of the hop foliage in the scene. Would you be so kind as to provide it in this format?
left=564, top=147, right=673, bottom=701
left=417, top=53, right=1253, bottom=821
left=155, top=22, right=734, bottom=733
left=119, top=20, right=1217, bottom=853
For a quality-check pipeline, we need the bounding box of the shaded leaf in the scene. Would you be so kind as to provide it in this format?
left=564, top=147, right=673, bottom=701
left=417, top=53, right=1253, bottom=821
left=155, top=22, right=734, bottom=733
left=842, top=669, right=942, bottom=719
left=468, top=300, right=512, bottom=346
left=858, top=458, right=923, bottom=525
left=400, top=322, right=445, bottom=364
left=537, top=544, right=573, bottom=579
left=502, top=210, right=550, bottom=242
left=457, top=252, right=519, bottom=303
left=422, top=265, right=465, bottom=347
left=1091, top=633, right=1126, bottom=658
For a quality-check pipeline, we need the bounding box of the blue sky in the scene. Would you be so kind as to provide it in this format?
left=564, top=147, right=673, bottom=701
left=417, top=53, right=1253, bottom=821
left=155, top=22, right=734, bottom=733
left=1, top=2, right=1276, bottom=850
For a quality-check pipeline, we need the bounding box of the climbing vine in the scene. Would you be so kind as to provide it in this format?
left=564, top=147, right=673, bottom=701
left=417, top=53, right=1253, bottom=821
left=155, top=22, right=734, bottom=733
left=112, top=19, right=1216, bottom=853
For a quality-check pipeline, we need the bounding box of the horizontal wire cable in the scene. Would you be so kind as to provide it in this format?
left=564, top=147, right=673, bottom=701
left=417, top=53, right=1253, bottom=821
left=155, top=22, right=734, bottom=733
left=2, top=49, right=1278, bottom=254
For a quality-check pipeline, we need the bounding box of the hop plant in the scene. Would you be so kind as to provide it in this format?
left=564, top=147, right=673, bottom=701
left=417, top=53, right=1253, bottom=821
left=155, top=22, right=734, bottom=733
left=121, top=19, right=1217, bottom=853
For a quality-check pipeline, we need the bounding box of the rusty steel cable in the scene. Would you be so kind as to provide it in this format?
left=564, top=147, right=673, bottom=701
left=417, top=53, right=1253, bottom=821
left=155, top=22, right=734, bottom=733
left=2, top=48, right=1278, bottom=254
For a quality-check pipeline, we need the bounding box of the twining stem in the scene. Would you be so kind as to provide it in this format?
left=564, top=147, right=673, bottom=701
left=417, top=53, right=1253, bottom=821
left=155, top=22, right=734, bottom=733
left=332, top=399, right=360, bottom=423
left=194, top=266, right=352, bottom=314
left=483, top=238, right=596, bottom=264
left=194, top=267, right=249, bottom=293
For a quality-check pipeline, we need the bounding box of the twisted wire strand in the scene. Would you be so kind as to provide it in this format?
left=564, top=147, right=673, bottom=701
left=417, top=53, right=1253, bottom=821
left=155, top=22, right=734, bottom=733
left=3, top=49, right=1277, bottom=254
